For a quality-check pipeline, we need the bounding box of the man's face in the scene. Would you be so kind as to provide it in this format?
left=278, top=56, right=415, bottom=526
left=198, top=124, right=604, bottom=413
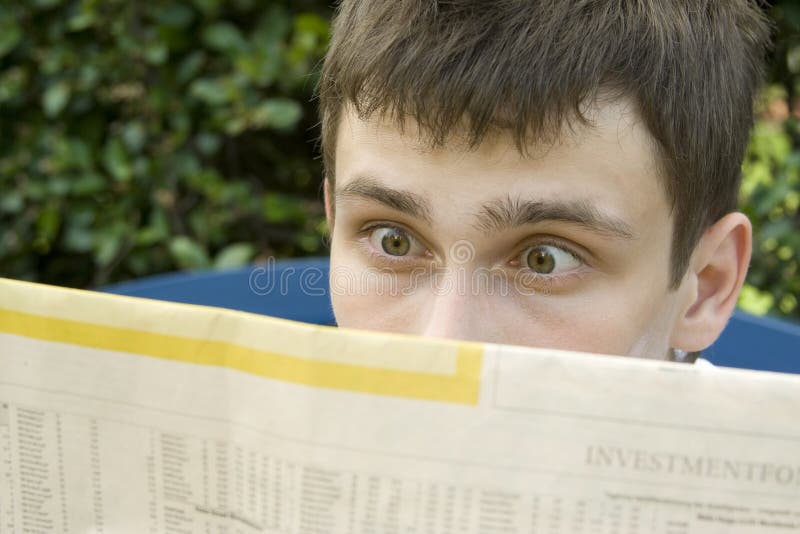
left=326, top=100, right=694, bottom=359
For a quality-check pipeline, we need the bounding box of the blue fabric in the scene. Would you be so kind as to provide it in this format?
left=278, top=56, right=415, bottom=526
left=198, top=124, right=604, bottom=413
left=102, top=258, right=799, bottom=374
left=704, top=310, right=800, bottom=374
left=102, top=258, right=336, bottom=326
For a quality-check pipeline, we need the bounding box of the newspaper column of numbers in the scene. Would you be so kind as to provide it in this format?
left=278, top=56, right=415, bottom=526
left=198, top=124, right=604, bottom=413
left=89, top=418, right=104, bottom=533
left=147, top=429, right=159, bottom=533
left=0, top=403, right=16, bottom=532
left=55, top=414, right=69, bottom=532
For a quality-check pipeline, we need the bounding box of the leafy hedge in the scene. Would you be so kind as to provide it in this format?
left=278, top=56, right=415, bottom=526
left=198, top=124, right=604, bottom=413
left=737, top=2, right=800, bottom=321
left=0, top=1, right=798, bottom=322
left=0, top=0, right=331, bottom=288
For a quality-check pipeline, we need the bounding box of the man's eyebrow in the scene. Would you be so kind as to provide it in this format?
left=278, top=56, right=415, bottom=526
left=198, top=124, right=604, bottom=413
left=474, top=196, right=636, bottom=239
left=336, top=176, right=433, bottom=223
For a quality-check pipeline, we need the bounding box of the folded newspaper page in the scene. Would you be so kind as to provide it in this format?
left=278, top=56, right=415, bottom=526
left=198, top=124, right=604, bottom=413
left=0, top=277, right=798, bottom=533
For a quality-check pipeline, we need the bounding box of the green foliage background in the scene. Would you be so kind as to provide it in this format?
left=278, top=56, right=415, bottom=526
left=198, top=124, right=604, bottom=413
left=0, top=1, right=798, bottom=322
left=0, top=0, right=331, bottom=288
left=738, top=1, right=800, bottom=321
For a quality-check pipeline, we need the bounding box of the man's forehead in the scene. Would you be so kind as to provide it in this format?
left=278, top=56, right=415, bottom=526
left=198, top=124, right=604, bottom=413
left=335, top=96, right=650, bottom=158
left=333, top=97, right=669, bottom=238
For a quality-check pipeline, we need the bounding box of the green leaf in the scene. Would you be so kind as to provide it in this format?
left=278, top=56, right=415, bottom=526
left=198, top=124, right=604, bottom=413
left=32, top=0, right=63, bottom=8
left=0, top=17, right=22, bottom=58
left=246, top=6, right=289, bottom=85
left=295, top=13, right=329, bottom=37
left=738, top=284, right=775, bottom=316
left=47, top=177, right=71, bottom=196
left=235, top=51, right=280, bottom=86
left=102, top=139, right=132, bottom=181
left=95, top=234, right=122, bottom=267
left=787, top=45, right=800, bottom=74
left=195, top=132, right=221, bottom=156
left=202, top=22, right=247, bottom=54
left=71, top=174, right=105, bottom=195
left=42, top=81, right=71, bottom=117
left=315, top=218, right=329, bottom=236
left=0, top=66, right=27, bottom=103
left=759, top=218, right=795, bottom=243
left=189, top=78, right=230, bottom=106
left=779, top=293, right=798, bottom=315
left=67, top=11, right=96, bottom=32
left=253, top=98, right=302, bottom=130
left=299, top=234, right=320, bottom=253
left=254, top=5, right=290, bottom=46
left=192, top=0, right=220, bottom=16
left=144, top=42, right=168, bottom=65
left=213, top=243, right=255, bottom=269
left=0, top=191, right=23, bottom=214
left=136, top=208, right=170, bottom=246
left=224, top=116, right=248, bottom=135
left=262, top=193, right=303, bottom=223
left=172, top=151, right=201, bottom=178
left=64, top=224, right=94, bottom=252
left=62, top=138, right=92, bottom=170
left=121, top=122, right=147, bottom=152
left=177, top=51, right=206, bottom=84
left=169, top=236, right=210, bottom=269
left=156, top=4, right=195, bottom=28
left=36, top=202, right=61, bottom=244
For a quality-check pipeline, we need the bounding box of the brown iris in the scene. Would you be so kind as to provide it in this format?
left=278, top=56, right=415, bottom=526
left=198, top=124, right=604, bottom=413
left=381, top=229, right=411, bottom=256
left=526, top=246, right=555, bottom=273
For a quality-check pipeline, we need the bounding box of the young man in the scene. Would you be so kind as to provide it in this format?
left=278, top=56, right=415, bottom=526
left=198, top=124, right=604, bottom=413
left=316, top=1, right=771, bottom=362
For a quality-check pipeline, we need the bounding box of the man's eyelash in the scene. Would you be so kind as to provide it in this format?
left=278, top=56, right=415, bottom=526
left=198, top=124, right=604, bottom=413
left=358, top=222, right=412, bottom=236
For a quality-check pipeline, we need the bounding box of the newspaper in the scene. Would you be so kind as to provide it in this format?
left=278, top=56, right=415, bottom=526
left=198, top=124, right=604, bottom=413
left=0, top=277, right=798, bottom=534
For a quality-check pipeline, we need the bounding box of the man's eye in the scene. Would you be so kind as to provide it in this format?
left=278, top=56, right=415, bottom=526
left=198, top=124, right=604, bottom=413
left=368, top=226, right=424, bottom=257
left=523, top=245, right=581, bottom=274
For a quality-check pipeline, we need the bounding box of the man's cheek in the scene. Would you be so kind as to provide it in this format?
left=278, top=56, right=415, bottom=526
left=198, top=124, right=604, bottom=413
left=503, top=295, right=652, bottom=356
left=333, top=296, right=415, bottom=335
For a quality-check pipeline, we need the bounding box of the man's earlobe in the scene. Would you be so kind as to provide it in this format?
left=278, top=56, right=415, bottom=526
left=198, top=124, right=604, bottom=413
left=670, top=212, right=752, bottom=352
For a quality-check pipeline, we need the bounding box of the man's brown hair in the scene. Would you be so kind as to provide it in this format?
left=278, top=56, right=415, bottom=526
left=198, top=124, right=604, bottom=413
left=318, top=0, right=771, bottom=287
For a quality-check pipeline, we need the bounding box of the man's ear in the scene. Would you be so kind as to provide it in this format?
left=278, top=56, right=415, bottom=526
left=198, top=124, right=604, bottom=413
left=670, top=212, right=752, bottom=352
left=323, top=176, right=334, bottom=232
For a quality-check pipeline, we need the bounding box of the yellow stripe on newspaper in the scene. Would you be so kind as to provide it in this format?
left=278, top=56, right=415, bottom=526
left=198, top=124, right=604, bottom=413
left=0, top=308, right=482, bottom=405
